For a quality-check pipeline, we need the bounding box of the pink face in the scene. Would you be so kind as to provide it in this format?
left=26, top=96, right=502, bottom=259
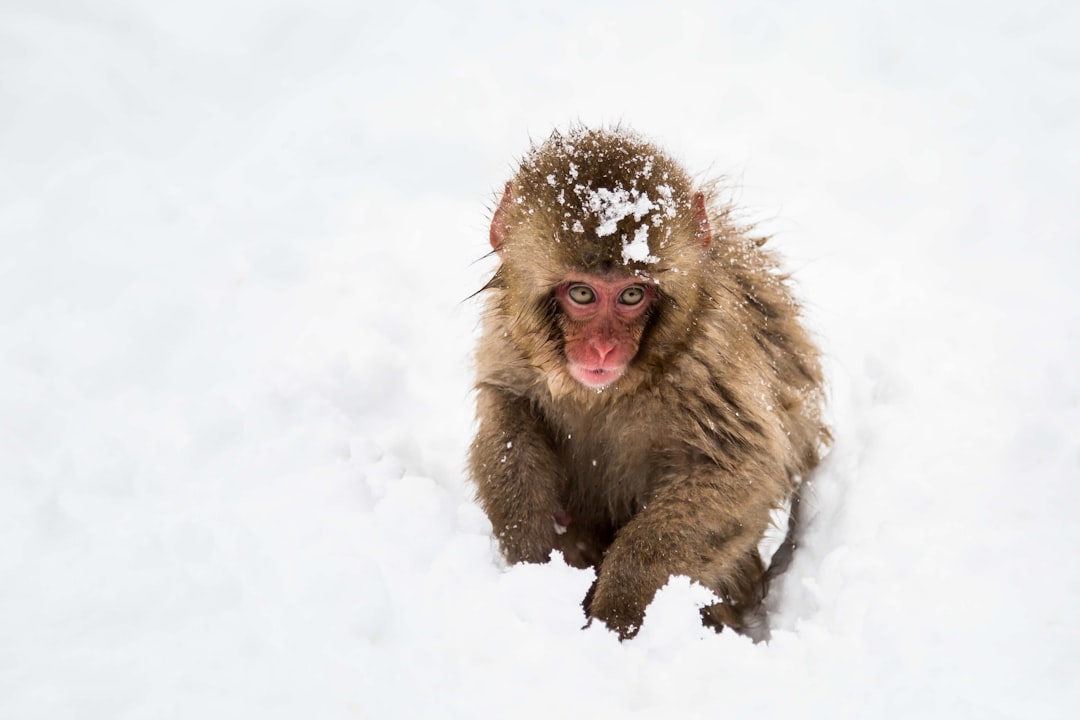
left=554, top=275, right=656, bottom=389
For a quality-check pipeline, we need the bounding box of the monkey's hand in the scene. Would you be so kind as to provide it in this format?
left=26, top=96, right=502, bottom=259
left=586, top=554, right=673, bottom=639
left=587, top=477, right=769, bottom=640
left=469, top=386, right=566, bottom=565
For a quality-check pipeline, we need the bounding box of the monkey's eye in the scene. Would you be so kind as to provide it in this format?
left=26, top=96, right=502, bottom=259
left=568, top=285, right=596, bottom=304
left=619, top=286, right=646, bottom=305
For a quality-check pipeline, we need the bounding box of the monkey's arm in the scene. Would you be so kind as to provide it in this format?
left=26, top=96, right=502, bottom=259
left=469, top=385, right=566, bottom=564
left=587, top=464, right=774, bottom=638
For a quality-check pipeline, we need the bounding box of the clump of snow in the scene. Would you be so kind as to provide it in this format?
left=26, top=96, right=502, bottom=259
left=655, top=184, right=677, bottom=216
left=634, top=576, right=722, bottom=653
left=578, top=184, right=656, bottom=237
left=622, top=224, right=659, bottom=264
left=572, top=182, right=673, bottom=263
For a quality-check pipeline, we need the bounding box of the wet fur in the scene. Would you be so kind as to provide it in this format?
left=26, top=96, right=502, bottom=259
left=470, top=127, right=828, bottom=638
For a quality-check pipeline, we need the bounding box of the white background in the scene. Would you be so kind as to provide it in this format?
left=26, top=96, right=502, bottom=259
left=2, top=1, right=1077, bottom=717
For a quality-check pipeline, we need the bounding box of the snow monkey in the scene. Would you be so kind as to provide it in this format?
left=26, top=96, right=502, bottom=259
left=469, top=127, right=828, bottom=639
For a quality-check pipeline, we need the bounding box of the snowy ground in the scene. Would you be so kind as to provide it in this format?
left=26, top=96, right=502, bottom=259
left=2, top=1, right=1078, bottom=718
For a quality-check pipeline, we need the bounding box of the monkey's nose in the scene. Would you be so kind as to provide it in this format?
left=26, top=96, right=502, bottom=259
left=592, top=338, right=617, bottom=361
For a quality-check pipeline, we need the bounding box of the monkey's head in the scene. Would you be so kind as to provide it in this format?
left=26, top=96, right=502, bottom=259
left=487, top=127, right=715, bottom=396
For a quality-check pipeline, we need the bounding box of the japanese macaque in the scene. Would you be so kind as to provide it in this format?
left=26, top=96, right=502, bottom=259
left=469, top=127, right=828, bottom=639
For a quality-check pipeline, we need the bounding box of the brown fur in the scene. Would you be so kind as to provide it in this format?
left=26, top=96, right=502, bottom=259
left=469, top=127, right=829, bottom=638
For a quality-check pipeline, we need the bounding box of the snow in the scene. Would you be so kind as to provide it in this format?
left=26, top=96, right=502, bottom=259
left=622, top=224, right=659, bottom=265
left=582, top=185, right=655, bottom=238
left=2, top=1, right=1078, bottom=718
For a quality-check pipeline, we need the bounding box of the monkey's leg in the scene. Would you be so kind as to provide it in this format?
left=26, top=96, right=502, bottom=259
left=469, top=386, right=566, bottom=564
left=700, top=548, right=768, bottom=638
left=586, top=470, right=772, bottom=639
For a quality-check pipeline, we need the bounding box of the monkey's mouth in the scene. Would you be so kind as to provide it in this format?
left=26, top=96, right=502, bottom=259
left=569, top=364, right=624, bottom=389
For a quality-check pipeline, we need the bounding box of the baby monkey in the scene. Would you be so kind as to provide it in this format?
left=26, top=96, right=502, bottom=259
left=470, top=127, right=828, bottom=638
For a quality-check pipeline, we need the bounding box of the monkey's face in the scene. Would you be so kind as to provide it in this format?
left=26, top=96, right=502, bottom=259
left=554, top=274, right=656, bottom=389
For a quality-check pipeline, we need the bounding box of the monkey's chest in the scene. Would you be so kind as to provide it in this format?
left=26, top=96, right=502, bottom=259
left=550, top=414, right=660, bottom=525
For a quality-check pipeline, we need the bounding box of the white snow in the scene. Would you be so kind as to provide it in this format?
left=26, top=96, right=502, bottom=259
left=579, top=185, right=655, bottom=237
left=2, top=1, right=1079, bottom=719
left=622, top=224, right=660, bottom=264
left=572, top=181, right=666, bottom=263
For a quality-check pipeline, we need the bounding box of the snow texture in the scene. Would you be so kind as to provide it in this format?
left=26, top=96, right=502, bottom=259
left=2, top=1, right=1078, bottom=718
left=622, top=224, right=659, bottom=265
left=575, top=183, right=662, bottom=264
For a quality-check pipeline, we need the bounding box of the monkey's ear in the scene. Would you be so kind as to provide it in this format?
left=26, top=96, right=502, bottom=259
left=692, top=192, right=712, bottom=249
left=490, top=182, right=513, bottom=250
